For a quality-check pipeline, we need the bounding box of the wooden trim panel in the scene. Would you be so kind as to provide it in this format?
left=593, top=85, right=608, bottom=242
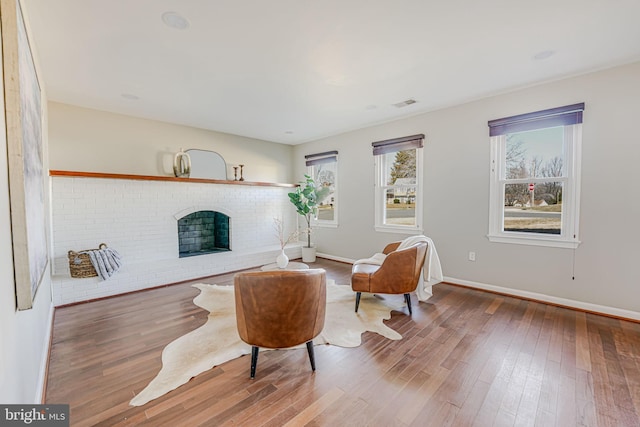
left=49, top=170, right=297, bottom=188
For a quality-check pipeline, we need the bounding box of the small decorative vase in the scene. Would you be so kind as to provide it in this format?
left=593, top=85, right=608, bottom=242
left=173, top=148, right=191, bottom=178
left=276, top=249, right=289, bottom=269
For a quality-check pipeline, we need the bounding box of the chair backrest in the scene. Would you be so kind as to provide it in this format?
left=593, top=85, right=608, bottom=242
left=383, top=241, right=428, bottom=291
left=234, top=269, right=326, bottom=349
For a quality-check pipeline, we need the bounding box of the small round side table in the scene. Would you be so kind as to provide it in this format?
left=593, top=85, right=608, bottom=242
left=260, top=261, right=309, bottom=271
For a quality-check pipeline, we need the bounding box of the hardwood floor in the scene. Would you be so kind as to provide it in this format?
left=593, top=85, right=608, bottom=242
left=45, top=259, right=640, bottom=426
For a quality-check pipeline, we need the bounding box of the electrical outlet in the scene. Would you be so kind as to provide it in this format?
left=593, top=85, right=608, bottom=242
left=468, top=251, right=476, bottom=261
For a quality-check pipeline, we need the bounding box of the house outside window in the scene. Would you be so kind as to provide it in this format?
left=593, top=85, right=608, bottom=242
left=488, top=103, right=584, bottom=248
left=306, top=151, right=338, bottom=227
left=373, top=134, right=424, bottom=233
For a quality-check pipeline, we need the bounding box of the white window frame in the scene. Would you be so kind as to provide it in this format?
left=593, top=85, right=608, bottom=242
left=373, top=135, right=424, bottom=234
left=488, top=104, right=583, bottom=248
left=306, top=151, right=338, bottom=228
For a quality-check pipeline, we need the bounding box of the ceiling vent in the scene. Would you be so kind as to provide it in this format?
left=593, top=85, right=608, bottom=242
left=392, top=99, right=417, bottom=108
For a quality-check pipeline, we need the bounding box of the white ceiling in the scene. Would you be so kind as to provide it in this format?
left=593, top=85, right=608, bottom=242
left=23, top=0, right=640, bottom=145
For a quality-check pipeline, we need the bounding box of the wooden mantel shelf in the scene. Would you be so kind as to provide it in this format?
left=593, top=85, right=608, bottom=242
left=49, top=170, right=297, bottom=188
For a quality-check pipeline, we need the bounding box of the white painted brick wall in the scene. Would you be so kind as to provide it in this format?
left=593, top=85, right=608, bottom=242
left=50, top=177, right=301, bottom=305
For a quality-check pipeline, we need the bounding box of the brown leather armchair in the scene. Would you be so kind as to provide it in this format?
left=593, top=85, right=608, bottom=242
left=234, top=269, right=326, bottom=379
left=351, top=241, right=427, bottom=315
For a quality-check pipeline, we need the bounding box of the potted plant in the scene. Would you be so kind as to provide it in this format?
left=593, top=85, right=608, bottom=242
left=288, top=174, right=330, bottom=262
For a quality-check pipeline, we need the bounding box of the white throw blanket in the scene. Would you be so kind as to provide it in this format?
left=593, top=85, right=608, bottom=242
left=353, top=235, right=443, bottom=302
left=87, top=248, right=123, bottom=280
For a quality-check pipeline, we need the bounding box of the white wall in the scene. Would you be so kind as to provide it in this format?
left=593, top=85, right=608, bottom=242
left=47, top=102, right=294, bottom=184
left=0, top=0, right=53, bottom=403
left=295, top=61, right=640, bottom=316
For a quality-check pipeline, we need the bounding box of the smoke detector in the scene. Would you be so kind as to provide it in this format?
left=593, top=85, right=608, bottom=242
left=162, top=12, right=190, bottom=30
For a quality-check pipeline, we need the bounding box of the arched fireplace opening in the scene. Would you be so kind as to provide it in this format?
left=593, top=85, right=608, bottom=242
left=177, top=211, right=230, bottom=258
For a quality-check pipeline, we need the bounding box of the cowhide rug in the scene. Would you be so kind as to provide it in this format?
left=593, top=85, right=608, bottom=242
left=130, top=280, right=403, bottom=406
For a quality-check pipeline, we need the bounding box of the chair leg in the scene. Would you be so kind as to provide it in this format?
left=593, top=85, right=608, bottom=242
left=306, top=341, right=316, bottom=372
left=404, top=293, right=412, bottom=315
left=355, top=292, right=361, bottom=312
left=250, top=346, right=259, bottom=379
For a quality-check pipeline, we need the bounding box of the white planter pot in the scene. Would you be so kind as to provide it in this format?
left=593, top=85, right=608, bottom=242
left=301, top=246, right=316, bottom=263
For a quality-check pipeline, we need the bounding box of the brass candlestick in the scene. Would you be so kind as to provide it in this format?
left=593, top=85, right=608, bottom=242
left=239, top=164, right=245, bottom=181
left=233, top=166, right=238, bottom=181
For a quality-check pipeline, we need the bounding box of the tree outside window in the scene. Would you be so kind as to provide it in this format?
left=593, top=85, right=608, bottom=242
left=373, top=135, right=424, bottom=233
left=310, top=161, right=336, bottom=223
left=503, top=127, right=564, bottom=234
left=305, top=151, right=338, bottom=227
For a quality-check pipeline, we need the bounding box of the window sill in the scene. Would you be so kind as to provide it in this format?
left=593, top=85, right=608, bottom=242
left=375, top=225, right=423, bottom=235
left=312, top=222, right=338, bottom=229
left=487, top=233, right=581, bottom=249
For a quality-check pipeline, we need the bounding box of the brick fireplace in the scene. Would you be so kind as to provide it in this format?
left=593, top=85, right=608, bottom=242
left=50, top=173, right=300, bottom=305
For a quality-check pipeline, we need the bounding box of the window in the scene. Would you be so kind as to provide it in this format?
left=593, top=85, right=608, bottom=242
left=373, top=134, right=424, bottom=233
left=488, top=103, right=584, bottom=248
left=306, top=150, right=338, bottom=227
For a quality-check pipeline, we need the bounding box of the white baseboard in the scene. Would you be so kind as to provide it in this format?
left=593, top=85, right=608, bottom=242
left=35, top=302, right=55, bottom=403
left=317, top=253, right=356, bottom=264
left=316, top=255, right=640, bottom=321
left=445, top=276, right=640, bottom=322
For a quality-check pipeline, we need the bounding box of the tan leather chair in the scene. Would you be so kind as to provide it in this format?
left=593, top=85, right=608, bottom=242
left=351, top=241, right=427, bottom=315
left=234, top=269, right=326, bottom=379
